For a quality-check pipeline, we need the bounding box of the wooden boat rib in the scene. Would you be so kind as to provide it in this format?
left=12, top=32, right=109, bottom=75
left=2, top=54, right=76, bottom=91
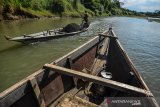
left=5, top=27, right=89, bottom=43
left=0, top=28, right=158, bottom=107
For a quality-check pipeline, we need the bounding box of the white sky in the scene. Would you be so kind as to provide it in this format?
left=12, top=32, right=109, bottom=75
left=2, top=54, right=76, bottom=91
left=120, top=0, right=160, bottom=12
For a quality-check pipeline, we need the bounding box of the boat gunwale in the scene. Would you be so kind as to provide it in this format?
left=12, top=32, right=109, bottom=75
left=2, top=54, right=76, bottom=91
left=0, top=69, right=44, bottom=99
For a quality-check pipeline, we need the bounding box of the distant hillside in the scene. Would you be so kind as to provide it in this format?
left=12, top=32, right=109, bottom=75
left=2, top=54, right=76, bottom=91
left=0, top=0, right=138, bottom=20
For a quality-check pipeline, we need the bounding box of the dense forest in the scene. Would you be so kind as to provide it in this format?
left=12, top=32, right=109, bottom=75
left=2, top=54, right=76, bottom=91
left=141, top=10, right=160, bottom=17
left=0, top=0, right=149, bottom=20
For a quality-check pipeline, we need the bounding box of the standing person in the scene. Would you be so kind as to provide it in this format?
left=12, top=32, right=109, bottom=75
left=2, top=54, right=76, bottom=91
left=83, top=11, right=88, bottom=23
left=82, top=11, right=89, bottom=28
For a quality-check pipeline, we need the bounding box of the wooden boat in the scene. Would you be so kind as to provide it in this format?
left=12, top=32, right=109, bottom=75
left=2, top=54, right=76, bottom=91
left=147, top=17, right=160, bottom=22
left=5, top=26, right=89, bottom=43
left=0, top=28, right=158, bottom=107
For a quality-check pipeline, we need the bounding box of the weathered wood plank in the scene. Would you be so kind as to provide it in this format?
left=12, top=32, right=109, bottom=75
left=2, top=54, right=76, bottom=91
left=0, top=79, right=28, bottom=100
left=90, top=29, right=111, bottom=75
left=43, top=64, right=153, bottom=97
left=0, top=81, right=31, bottom=107
left=53, top=36, right=104, bottom=66
left=91, top=38, right=110, bottom=75
left=0, top=69, right=45, bottom=100
left=29, top=77, right=46, bottom=107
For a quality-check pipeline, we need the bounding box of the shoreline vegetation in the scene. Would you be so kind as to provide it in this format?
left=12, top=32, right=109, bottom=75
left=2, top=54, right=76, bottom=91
left=0, top=0, right=160, bottom=21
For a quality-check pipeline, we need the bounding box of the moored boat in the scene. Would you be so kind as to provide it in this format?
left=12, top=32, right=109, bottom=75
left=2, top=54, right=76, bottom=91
left=0, top=28, right=158, bottom=107
left=147, top=17, right=160, bottom=22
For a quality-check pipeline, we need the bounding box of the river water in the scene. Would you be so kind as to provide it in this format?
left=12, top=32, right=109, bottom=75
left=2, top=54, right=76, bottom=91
left=0, top=17, right=160, bottom=102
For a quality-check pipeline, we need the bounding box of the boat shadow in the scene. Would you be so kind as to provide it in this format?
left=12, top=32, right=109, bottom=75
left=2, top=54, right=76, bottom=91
left=0, top=43, right=28, bottom=53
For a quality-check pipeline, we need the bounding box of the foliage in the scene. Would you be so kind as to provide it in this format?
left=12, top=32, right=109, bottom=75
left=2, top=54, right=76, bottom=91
left=0, top=0, right=143, bottom=20
left=80, top=0, right=98, bottom=12
left=155, top=10, right=160, bottom=14
left=72, top=0, right=78, bottom=9
left=52, top=0, right=65, bottom=14
left=143, top=10, right=160, bottom=17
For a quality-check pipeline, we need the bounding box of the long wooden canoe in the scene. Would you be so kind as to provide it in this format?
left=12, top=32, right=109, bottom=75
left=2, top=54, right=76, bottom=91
left=5, top=26, right=89, bottom=44
left=0, top=28, right=158, bottom=107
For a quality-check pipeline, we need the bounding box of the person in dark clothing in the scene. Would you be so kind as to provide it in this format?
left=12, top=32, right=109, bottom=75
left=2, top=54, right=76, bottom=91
left=81, top=11, right=89, bottom=28
left=83, top=11, right=88, bottom=24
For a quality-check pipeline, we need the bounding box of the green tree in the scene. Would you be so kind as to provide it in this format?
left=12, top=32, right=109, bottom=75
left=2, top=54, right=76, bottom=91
left=52, top=0, right=65, bottom=16
left=19, top=0, right=32, bottom=8
left=72, top=0, right=78, bottom=9
left=99, top=0, right=111, bottom=11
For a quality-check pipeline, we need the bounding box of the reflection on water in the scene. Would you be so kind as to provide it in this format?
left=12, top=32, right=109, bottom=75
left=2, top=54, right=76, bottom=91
left=0, top=17, right=160, bottom=102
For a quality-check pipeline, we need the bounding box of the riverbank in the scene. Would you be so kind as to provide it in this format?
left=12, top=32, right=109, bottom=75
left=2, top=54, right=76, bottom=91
left=0, top=5, right=54, bottom=20
left=0, top=0, right=89, bottom=21
left=0, top=0, right=140, bottom=21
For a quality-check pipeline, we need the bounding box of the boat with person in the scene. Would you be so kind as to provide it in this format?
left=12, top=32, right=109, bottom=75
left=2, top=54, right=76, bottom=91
left=0, top=27, right=158, bottom=107
left=4, top=23, right=89, bottom=44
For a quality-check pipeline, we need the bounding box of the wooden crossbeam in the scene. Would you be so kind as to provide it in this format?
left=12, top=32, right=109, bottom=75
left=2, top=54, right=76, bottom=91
left=99, top=34, right=118, bottom=39
left=43, top=64, right=153, bottom=97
